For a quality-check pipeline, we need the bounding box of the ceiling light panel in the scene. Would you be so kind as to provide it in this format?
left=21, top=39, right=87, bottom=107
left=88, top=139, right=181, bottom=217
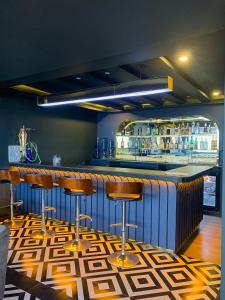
left=38, top=76, right=173, bottom=107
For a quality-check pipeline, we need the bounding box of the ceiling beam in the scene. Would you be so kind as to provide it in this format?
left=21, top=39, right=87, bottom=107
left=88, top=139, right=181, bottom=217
left=87, top=71, right=143, bottom=110
left=120, top=65, right=172, bottom=106
left=160, top=56, right=210, bottom=103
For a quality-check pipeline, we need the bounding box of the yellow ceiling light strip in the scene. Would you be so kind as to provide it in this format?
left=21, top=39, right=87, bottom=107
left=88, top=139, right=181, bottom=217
left=12, top=85, right=51, bottom=96
left=159, top=56, right=175, bottom=70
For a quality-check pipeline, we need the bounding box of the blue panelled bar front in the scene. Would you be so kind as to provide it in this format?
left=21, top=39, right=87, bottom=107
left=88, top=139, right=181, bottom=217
left=12, top=164, right=205, bottom=252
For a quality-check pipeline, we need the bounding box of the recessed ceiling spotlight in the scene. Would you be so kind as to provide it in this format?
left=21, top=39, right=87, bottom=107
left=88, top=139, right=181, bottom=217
left=104, top=71, right=111, bottom=75
left=212, top=91, right=220, bottom=97
left=178, top=55, right=189, bottom=62
left=75, top=76, right=81, bottom=80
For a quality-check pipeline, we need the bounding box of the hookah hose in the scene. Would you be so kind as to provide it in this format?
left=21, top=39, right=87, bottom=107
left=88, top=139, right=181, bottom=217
left=25, top=141, right=42, bottom=164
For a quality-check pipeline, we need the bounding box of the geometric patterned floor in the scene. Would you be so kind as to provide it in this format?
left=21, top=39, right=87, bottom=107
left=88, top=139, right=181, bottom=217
left=2, top=214, right=221, bottom=300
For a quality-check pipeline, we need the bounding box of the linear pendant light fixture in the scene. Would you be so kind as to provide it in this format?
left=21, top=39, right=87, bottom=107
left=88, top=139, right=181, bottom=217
left=37, top=76, right=173, bottom=107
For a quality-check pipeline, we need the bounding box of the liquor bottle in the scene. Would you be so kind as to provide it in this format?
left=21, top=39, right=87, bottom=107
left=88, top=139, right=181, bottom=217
left=174, top=124, right=178, bottom=135
left=159, top=139, right=163, bottom=150
left=191, top=122, right=195, bottom=135
left=138, top=127, right=142, bottom=136
left=163, top=125, right=167, bottom=135
left=175, top=137, right=178, bottom=149
left=166, top=139, right=170, bottom=150
left=212, top=123, right=217, bottom=134
left=152, top=126, right=155, bottom=136
left=189, top=136, right=193, bottom=150
left=204, top=138, right=208, bottom=150
left=200, top=138, right=204, bottom=150
left=178, top=124, right=182, bottom=135
left=186, top=123, right=190, bottom=135
left=211, top=135, right=217, bottom=150
left=121, top=138, right=124, bottom=148
left=196, top=122, right=200, bottom=134
left=208, top=124, right=211, bottom=134
left=159, top=126, right=163, bottom=135
left=182, top=122, right=186, bottom=135
left=171, top=123, right=175, bottom=135
left=178, top=137, right=182, bottom=151
left=155, top=124, right=159, bottom=135
left=184, top=138, right=188, bottom=150
left=204, top=123, right=208, bottom=133
left=194, top=137, right=198, bottom=150
left=128, top=139, right=132, bottom=149
left=170, top=139, right=174, bottom=150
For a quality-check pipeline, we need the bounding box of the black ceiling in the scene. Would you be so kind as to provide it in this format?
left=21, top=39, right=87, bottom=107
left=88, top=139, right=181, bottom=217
left=0, top=0, right=224, bottom=112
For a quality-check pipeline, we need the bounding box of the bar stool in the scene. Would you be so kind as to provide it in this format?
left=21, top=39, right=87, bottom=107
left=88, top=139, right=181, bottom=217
left=106, top=181, right=143, bottom=268
left=0, top=170, right=23, bottom=229
left=23, top=173, right=56, bottom=239
left=58, top=177, right=95, bottom=252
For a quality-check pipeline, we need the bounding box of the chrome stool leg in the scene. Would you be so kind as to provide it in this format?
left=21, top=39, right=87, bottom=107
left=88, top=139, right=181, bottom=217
left=63, top=195, right=91, bottom=252
left=3, top=183, right=23, bottom=229
left=107, top=200, right=139, bottom=268
left=31, top=189, right=55, bottom=239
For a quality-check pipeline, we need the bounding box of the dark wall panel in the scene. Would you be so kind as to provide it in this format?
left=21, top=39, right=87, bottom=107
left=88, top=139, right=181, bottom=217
left=0, top=91, right=97, bottom=167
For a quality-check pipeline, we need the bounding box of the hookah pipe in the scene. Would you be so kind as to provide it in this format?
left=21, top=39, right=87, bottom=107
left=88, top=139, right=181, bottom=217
left=18, top=125, right=41, bottom=164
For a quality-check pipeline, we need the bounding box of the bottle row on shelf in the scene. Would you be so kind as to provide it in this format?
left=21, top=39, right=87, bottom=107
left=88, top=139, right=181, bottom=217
left=122, top=122, right=217, bottom=137
left=118, top=135, right=218, bottom=151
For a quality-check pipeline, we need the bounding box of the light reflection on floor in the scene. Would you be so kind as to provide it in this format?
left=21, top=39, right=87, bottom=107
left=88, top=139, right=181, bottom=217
left=2, top=214, right=221, bottom=300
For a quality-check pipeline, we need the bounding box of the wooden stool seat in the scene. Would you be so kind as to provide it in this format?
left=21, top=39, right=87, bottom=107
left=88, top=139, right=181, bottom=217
left=8, top=171, right=24, bottom=185
left=106, top=181, right=143, bottom=200
left=58, top=177, right=95, bottom=196
left=58, top=177, right=95, bottom=252
left=23, top=174, right=42, bottom=189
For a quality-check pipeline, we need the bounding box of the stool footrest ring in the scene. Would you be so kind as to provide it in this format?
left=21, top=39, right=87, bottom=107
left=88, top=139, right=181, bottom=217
left=44, top=206, right=56, bottom=212
left=110, top=223, right=138, bottom=228
left=126, top=223, right=138, bottom=229
left=110, top=223, right=121, bottom=227
left=0, top=205, right=10, bottom=209
left=13, top=200, right=23, bottom=207
left=79, top=214, right=92, bottom=221
left=29, top=213, right=42, bottom=220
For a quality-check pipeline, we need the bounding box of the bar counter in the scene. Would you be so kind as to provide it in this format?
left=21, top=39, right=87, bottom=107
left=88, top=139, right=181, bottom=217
left=11, top=163, right=214, bottom=252
left=11, top=162, right=213, bottom=182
